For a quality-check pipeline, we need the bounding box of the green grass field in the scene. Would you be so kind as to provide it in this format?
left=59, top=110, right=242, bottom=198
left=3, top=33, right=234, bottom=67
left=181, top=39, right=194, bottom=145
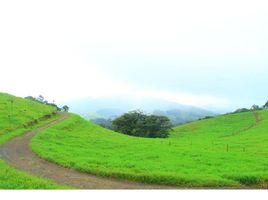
left=31, top=109, right=268, bottom=188
left=0, top=92, right=65, bottom=189
left=0, top=160, right=67, bottom=189
left=0, top=92, right=57, bottom=144
left=2, top=92, right=268, bottom=188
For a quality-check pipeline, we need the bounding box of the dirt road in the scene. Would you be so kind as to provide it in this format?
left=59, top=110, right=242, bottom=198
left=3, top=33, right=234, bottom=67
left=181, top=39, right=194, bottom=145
left=0, top=112, right=172, bottom=189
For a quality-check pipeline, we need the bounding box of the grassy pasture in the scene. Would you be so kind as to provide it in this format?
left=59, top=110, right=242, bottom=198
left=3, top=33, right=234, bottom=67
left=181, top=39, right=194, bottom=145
left=0, top=160, right=67, bottom=189
left=0, top=92, right=65, bottom=189
left=31, top=110, right=268, bottom=188
left=0, top=92, right=56, bottom=144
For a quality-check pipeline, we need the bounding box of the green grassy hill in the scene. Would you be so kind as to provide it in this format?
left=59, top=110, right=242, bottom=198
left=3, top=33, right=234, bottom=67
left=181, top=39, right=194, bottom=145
left=2, top=92, right=268, bottom=188
left=0, top=92, right=57, bottom=144
left=31, top=109, right=268, bottom=188
left=0, top=92, right=65, bottom=189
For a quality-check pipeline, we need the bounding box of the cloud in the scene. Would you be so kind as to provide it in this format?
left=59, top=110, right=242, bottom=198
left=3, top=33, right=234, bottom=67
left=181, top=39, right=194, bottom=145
left=0, top=0, right=268, bottom=111
left=137, top=90, right=229, bottom=109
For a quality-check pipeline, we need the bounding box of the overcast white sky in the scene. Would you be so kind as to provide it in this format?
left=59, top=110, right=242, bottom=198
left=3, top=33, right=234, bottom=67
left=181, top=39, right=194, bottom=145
left=1, top=0, right=268, bottom=112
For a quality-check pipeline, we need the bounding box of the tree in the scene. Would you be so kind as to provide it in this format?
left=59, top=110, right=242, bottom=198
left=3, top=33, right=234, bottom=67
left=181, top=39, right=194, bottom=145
left=24, top=95, right=61, bottom=111
left=251, top=104, right=260, bottom=110
left=112, top=111, right=172, bottom=138
left=25, top=96, right=36, bottom=101
left=263, top=101, right=268, bottom=109
left=233, top=108, right=250, bottom=113
left=37, top=95, right=44, bottom=103
left=143, top=115, right=172, bottom=138
left=62, top=105, right=69, bottom=112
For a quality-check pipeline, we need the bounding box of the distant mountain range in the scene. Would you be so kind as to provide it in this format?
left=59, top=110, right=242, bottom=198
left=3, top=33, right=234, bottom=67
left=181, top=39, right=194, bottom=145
left=64, top=96, right=216, bottom=126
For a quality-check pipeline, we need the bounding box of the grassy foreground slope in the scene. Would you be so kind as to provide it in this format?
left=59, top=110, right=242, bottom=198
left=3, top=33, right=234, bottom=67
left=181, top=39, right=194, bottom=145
left=0, top=160, right=66, bottom=189
left=0, top=92, right=57, bottom=144
left=31, top=110, right=268, bottom=187
left=0, top=92, right=65, bottom=189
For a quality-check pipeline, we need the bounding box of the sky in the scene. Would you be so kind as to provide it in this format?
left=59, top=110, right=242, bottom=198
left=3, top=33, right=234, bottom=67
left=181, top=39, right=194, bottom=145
left=0, top=0, right=268, bottom=112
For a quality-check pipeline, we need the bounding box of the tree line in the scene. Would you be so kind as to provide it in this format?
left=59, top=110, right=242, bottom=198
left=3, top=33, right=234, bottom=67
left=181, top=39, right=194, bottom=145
left=24, top=95, right=69, bottom=112
left=233, top=100, right=268, bottom=114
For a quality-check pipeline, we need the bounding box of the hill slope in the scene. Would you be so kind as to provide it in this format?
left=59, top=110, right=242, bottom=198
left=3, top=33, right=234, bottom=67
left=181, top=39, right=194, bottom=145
left=0, top=92, right=57, bottom=144
left=0, top=92, right=65, bottom=189
left=31, top=109, right=268, bottom=188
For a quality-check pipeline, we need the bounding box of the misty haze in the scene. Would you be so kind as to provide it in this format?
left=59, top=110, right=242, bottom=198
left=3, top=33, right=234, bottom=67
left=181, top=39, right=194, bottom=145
left=1, top=0, right=268, bottom=194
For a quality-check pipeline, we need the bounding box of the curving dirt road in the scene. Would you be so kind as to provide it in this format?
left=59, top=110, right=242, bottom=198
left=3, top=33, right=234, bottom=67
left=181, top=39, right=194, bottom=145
left=0, top=112, right=172, bottom=189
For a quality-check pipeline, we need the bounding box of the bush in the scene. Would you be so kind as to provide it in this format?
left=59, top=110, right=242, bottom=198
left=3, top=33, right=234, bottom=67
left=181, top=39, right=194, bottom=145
left=233, top=108, right=250, bottom=113
left=112, top=111, right=172, bottom=138
left=24, top=95, right=63, bottom=111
